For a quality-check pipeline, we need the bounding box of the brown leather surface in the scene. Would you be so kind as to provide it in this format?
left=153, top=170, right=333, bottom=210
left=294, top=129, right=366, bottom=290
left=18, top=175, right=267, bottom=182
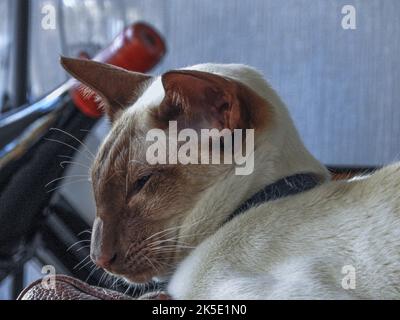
left=17, top=275, right=133, bottom=300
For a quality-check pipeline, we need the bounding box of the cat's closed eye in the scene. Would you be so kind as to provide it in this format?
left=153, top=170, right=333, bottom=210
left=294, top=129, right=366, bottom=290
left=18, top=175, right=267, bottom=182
left=127, top=174, right=152, bottom=200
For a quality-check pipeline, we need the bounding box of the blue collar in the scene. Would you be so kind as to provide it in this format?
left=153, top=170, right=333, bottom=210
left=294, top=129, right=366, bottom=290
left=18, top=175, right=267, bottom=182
left=225, top=173, right=320, bottom=224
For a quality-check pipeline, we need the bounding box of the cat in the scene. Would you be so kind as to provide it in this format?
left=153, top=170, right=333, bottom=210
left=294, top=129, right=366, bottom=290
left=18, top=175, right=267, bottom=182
left=61, top=57, right=400, bottom=299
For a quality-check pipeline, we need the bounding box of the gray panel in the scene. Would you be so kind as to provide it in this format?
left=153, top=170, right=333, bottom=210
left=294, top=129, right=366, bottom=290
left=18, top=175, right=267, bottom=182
left=130, top=0, right=400, bottom=166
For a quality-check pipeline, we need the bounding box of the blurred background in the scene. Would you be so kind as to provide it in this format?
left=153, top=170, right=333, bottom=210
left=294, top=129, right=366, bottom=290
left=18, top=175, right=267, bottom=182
left=0, top=0, right=399, bottom=299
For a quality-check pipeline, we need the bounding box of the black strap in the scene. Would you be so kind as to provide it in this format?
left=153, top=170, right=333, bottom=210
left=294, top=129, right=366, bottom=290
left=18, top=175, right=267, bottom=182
left=225, top=173, right=320, bottom=224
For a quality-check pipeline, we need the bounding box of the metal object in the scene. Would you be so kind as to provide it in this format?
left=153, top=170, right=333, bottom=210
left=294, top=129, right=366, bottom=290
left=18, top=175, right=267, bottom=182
left=10, top=0, right=30, bottom=110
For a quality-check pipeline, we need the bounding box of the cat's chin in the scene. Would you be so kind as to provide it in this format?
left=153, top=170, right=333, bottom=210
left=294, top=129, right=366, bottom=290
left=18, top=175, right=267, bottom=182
left=152, top=275, right=169, bottom=283
left=122, top=272, right=171, bottom=285
left=122, top=271, right=157, bottom=284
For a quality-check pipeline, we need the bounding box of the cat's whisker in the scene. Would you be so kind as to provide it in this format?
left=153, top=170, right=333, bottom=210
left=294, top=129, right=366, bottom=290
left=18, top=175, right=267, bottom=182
left=57, top=155, right=74, bottom=160
left=128, top=159, right=146, bottom=166
left=103, top=273, right=112, bottom=288
left=45, top=175, right=90, bottom=188
left=123, top=283, right=132, bottom=296
left=125, top=224, right=211, bottom=261
left=45, top=138, right=93, bottom=162
left=73, top=255, right=90, bottom=270
left=98, top=270, right=107, bottom=287
left=150, top=257, right=175, bottom=270
left=147, top=238, right=192, bottom=247
left=46, top=178, right=91, bottom=193
left=59, top=161, right=91, bottom=170
left=111, top=278, right=118, bottom=289
left=78, top=229, right=92, bottom=236
left=150, top=248, right=192, bottom=255
left=79, top=259, right=94, bottom=271
left=127, top=138, right=132, bottom=198
left=125, top=171, right=129, bottom=199
left=153, top=244, right=196, bottom=249
left=67, top=239, right=91, bottom=252
left=103, top=170, right=123, bottom=185
left=143, top=227, right=180, bottom=243
left=147, top=231, right=211, bottom=248
left=104, top=273, right=114, bottom=287
left=50, top=128, right=96, bottom=159
left=148, top=257, right=173, bottom=275
left=85, top=266, right=100, bottom=283
left=143, top=254, right=160, bottom=275
left=107, top=274, right=117, bottom=288
left=76, top=245, right=91, bottom=253
left=143, top=217, right=208, bottom=243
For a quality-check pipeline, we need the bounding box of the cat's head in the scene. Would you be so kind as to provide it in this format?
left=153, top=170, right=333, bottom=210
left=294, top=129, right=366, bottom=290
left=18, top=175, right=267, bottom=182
left=60, top=57, right=277, bottom=283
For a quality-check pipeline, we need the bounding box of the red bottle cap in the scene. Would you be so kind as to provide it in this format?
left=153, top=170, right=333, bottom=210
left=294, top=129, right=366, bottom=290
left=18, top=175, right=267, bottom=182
left=71, top=22, right=166, bottom=118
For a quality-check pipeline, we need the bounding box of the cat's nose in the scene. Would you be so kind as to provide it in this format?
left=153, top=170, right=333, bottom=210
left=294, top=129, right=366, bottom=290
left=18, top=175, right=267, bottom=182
left=91, top=244, right=118, bottom=269
left=90, top=217, right=118, bottom=269
left=95, top=252, right=118, bottom=269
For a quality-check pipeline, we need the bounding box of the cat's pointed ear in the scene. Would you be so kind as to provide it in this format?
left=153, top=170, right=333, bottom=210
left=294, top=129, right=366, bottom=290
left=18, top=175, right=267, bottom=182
left=156, top=69, right=269, bottom=131
left=60, top=57, right=152, bottom=122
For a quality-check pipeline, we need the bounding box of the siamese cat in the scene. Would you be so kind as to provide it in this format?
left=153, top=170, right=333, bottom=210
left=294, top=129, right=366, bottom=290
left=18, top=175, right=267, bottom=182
left=61, top=57, right=400, bottom=299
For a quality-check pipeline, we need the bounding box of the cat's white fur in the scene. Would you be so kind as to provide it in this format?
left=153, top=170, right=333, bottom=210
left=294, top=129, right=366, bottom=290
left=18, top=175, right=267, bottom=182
left=168, top=162, right=400, bottom=299
left=135, top=64, right=400, bottom=299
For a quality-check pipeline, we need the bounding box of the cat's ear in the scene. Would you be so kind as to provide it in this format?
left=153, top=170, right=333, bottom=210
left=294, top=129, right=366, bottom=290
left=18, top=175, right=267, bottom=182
left=60, top=57, right=152, bottom=122
left=155, top=69, right=269, bottom=131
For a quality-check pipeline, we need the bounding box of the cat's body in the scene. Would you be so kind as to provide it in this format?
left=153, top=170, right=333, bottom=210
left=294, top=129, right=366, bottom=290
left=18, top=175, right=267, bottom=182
left=169, top=165, right=400, bottom=299
left=61, top=57, right=400, bottom=299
